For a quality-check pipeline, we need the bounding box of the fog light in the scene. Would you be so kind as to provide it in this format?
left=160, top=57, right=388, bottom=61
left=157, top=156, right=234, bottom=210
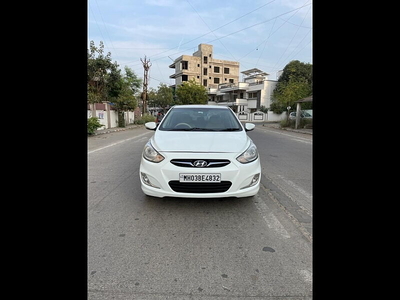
left=250, top=173, right=260, bottom=186
left=141, top=172, right=160, bottom=188
left=141, top=172, right=150, bottom=185
left=241, top=173, right=260, bottom=189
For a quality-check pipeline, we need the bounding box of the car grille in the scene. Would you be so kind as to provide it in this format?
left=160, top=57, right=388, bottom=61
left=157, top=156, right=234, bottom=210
left=168, top=181, right=232, bottom=193
left=170, top=159, right=231, bottom=168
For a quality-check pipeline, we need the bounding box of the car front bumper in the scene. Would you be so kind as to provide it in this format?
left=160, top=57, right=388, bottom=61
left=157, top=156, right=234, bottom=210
left=139, top=152, right=261, bottom=198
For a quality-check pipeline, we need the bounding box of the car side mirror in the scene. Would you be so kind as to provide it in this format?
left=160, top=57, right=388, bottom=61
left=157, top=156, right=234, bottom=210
left=144, top=122, right=157, bottom=130
left=244, top=123, right=255, bottom=131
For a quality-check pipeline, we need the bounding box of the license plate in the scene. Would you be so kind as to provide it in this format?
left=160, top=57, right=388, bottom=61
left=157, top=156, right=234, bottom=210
left=179, top=173, right=221, bottom=183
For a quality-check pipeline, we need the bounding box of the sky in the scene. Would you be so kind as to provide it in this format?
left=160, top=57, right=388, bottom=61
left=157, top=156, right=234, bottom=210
left=88, top=0, right=312, bottom=90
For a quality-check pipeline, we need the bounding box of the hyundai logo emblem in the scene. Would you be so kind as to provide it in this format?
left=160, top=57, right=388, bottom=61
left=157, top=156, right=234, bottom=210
left=193, top=160, right=208, bottom=168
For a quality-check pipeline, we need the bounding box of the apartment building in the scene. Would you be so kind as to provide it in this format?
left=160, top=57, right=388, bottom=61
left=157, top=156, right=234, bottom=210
left=209, top=68, right=278, bottom=113
left=169, top=44, right=240, bottom=90
left=168, top=44, right=279, bottom=113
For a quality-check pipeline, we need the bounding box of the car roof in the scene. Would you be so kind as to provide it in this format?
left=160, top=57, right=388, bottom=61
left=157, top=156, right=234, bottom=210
left=172, top=105, right=229, bottom=109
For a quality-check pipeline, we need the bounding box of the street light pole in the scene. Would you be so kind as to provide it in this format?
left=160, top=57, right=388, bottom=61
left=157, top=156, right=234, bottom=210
left=141, top=56, right=151, bottom=115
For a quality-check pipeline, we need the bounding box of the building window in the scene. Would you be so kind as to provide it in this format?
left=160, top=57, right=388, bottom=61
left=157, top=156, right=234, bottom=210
left=229, top=79, right=234, bottom=83
left=248, top=92, right=257, bottom=98
left=203, top=68, right=207, bottom=75
left=203, top=79, right=207, bottom=86
left=203, top=56, right=208, bottom=64
left=181, top=61, right=188, bottom=70
left=214, top=66, right=220, bottom=73
left=224, top=67, right=230, bottom=74
left=214, top=78, right=220, bottom=84
left=182, top=75, right=188, bottom=81
left=197, top=64, right=200, bottom=67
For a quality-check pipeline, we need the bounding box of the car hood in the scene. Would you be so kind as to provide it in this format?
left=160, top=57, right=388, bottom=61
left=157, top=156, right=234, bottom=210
left=151, top=131, right=250, bottom=153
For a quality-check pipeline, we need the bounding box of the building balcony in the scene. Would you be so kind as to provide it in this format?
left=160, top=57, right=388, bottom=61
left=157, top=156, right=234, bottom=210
left=218, top=82, right=249, bottom=92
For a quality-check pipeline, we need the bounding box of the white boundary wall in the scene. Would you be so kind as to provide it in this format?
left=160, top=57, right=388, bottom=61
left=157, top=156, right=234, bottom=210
left=87, top=109, right=135, bottom=130
left=236, top=111, right=287, bottom=122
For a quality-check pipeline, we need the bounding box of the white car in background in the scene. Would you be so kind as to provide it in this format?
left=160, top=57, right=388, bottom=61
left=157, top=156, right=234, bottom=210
left=289, top=111, right=313, bottom=120
left=139, top=105, right=261, bottom=198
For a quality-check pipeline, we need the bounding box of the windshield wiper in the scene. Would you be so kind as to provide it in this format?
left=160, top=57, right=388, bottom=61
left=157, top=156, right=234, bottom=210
left=166, top=127, right=212, bottom=131
left=218, top=128, right=241, bottom=131
left=187, top=127, right=215, bottom=131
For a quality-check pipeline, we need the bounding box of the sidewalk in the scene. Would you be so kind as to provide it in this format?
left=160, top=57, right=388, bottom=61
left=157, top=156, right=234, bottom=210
left=260, top=122, right=313, bottom=135
left=89, top=124, right=143, bottom=136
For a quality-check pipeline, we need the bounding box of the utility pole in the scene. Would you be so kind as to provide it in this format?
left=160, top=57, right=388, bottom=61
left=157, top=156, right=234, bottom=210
left=141, top=56, right=151, bottom=115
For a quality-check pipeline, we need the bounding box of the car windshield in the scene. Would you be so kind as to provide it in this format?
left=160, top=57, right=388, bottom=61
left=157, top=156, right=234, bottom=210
left=158, top=107, right=243, bottom=131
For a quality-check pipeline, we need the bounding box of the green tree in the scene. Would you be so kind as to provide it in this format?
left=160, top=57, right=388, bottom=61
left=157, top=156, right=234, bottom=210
left=273, top=79, right=311, bottom=108
left=88, top=40, right=143, bottom=127
left=277, top=60, right=312, bottom=85
left=155, top=83, right=174, bottom=112
left=175, top=79, right=208, bottom=104
left=87, top=41, right=114, bottom=104
left=272, top=60, right=312, bottom=112
left=123, top=66, right=142, bottom=95
left=147, top=87, right=158, bottom=110
left=109, top=66, right=142, bottom=127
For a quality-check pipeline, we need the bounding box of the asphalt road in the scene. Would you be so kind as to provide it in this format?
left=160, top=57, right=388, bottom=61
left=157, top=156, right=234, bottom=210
left=88, top=125, right=312, bottom=299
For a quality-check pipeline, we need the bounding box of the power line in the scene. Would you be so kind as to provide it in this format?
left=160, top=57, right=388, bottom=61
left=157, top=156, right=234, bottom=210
left=151, top=2, right=311, bottom=65
left=185, top=0, right=237, bottom=61
left=271, top=2, right=311, bottom=72
left=94, top=0, right=116, bottom=54
left=279, top=36, right=312, bottom=70
left=204, top=3, right=311, bottom=45
left=123, top=0, right=311, bottom=70
left=125, top=0, right=279, bottom=65
left=90, top=1, right=312, bottom=85
left=88, top=4, right=107, bottom=48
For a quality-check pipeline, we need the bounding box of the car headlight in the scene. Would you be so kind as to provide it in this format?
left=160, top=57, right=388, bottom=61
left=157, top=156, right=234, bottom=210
left=143, top=141, right=165, bottom=163
left=236, top=141, right=258, bottom=164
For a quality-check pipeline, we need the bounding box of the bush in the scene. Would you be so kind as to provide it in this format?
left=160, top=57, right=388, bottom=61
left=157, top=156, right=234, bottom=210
left=134, top=113, right=156, bottom=125
left=281, top=118, right=312, bottom=129
left=87, top=117, right=103, bottom=135
left=269, top=102, right=286, bottom=114
left=280, top=118, right=291, bottom=128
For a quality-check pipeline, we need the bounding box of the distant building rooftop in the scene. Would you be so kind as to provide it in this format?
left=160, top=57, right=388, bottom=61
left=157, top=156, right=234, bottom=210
left=241, top=68, right=269, bottom=77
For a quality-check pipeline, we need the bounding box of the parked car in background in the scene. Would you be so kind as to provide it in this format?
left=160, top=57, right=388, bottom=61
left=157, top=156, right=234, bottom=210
left=289, top=111, right=313, bottom=120
left=139, top=105, right=261, bottom=198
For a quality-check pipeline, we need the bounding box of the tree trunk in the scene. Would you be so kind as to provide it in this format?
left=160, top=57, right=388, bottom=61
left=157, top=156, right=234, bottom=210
left=118, top=110, right=125, bottom=127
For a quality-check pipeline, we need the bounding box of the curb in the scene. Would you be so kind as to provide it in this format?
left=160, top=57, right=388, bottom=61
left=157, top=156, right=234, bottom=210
left=89, top=125, right=143, bottom=136
left=261, top=123, right=312, bottom=135
left=281, top=127, right=313, bottom=135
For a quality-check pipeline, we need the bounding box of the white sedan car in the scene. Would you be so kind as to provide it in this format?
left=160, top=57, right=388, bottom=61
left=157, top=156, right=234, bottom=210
left=139, top=105, right=261, bottom=198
